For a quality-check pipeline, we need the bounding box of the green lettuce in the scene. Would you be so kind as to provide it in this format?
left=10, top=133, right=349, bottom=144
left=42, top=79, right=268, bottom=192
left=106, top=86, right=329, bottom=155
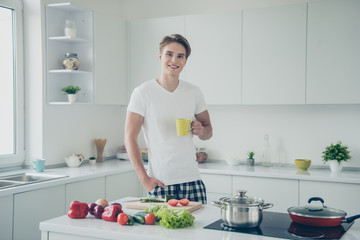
left=145, top=204, right=167, bottom=213
left=145, top=204, right=195, bottom=229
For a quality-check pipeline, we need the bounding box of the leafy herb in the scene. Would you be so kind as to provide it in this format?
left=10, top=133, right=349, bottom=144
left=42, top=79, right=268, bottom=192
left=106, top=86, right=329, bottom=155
left=140, top=197, right=165, bottom=203
left=165, top=194, right=175, bottom=202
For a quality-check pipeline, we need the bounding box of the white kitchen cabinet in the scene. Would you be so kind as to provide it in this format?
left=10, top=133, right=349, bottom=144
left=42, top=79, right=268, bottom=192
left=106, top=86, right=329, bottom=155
left=45, top=3, right=94, bottom=104
left=129, top=16, right=185, bottom=94
left=105, top=171, right=141, bottom=201
left=201, top=173, right=232, bottom=203
left=13, top=185, right=65, bottom=240
left=65, top=177, right=105, bottom=207
left=46, top=232, right=102, bottom=240
left=93, top=10, right=128, bottom=105
left=299, top=180, right=360, bottom=216
left=306, top=0, right=360, bottom=104
left=242, top=4, right=306, bottom=104
left=185, top=12, right=242, bottom=105
left=232, top=176, right=298, bottom=213
left=0, top=195, right=13, bottom=240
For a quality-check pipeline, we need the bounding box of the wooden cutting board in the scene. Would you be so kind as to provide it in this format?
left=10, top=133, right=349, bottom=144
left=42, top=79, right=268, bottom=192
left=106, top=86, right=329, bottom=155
left=124, top=200, right=202, bottom=213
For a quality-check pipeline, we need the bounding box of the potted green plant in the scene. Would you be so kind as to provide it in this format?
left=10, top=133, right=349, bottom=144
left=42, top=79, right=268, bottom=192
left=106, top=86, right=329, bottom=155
left=322, top=141, right=351, bottom=173
left=247, top=152, right=255, bottom=166
left=61, top=85, right=81, bottom=104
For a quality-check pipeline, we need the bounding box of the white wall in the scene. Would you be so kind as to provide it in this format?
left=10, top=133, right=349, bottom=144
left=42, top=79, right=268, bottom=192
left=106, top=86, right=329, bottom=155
left=24, top=0, right=43, bottom=164
left=43, top=105, right=126, bottom=163
left=194, top=105, right=360, bottom=167
left=24, top=0, right=360, bottom=168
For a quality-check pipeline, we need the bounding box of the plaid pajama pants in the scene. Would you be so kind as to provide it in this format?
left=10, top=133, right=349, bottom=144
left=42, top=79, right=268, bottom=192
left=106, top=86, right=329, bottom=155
left=148, top=179, right=207, bottom=204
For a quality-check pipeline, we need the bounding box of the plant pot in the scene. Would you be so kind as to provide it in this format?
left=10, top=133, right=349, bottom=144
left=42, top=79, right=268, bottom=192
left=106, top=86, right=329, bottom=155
left=67, top=94, right=77, bottom=104
left=89, top=159, right=96, bottom=165
left=247, top=158, right=255, bottom=166
left=329, top=160, right=343, bottom=173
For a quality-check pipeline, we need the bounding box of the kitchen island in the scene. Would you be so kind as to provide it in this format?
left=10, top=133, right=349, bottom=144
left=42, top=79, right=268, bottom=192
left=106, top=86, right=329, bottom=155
left=40, top=197, right=360, bottom=240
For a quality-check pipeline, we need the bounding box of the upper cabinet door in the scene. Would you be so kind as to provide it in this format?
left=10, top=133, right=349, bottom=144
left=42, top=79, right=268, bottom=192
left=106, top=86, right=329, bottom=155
left=242, top=4, right=307, bottom=105
left=307, top=0, right=360, bottom=104
left=95, top=14, right=128, bottom=105
left=129, top=16, right=185, bottom=94
left=185, top=12, right=242, bottom=105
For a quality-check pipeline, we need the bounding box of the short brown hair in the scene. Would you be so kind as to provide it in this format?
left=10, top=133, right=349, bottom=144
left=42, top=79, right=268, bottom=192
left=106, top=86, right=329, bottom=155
left=159, top=34, right=191, bottom=59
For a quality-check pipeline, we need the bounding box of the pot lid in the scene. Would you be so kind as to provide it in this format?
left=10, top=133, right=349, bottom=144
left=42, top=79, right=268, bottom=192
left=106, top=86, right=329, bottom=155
left=288, top=197, right=347, bottom=219
left=220, top=190, right=264, bottom=206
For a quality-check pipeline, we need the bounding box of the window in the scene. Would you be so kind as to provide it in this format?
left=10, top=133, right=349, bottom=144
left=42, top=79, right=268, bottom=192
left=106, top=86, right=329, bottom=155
left=0, top=0, right=24, bottom=166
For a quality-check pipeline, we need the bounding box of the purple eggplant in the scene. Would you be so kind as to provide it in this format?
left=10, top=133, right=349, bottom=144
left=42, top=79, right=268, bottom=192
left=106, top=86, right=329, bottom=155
left=88, top=203, right=97, bottom=215
left=94, top=205, right=104, bottom=219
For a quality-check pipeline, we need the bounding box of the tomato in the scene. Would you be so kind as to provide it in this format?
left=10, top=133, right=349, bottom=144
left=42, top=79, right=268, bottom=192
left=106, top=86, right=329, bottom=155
left=168, top=199, right=179, bottom=207
left=144, top=213, right=156, bottom=225
left=117, top=213, right=129, bottom=225
left=179, top=198, right=190, bottom=206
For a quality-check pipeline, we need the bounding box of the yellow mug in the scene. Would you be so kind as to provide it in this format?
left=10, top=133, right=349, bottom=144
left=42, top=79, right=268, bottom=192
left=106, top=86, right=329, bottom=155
left=176, top=119, right=192, bottom=136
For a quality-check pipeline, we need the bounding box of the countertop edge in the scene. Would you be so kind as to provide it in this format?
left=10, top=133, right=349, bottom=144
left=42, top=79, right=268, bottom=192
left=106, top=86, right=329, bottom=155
left=1, top=159, right=359, bottom=197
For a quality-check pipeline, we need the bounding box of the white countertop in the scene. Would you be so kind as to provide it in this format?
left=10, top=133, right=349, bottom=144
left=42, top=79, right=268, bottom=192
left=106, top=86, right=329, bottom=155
left=1, top=159, right=359, bottom=197
left=0, top=160, right=134, bottom=197
left=198, top=161, right=360, bottom=184
left=39, top=197, right=360, bottom=240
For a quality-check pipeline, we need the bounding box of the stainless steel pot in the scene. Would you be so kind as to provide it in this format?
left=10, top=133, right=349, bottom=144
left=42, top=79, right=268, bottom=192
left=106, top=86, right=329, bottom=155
left=212, top=190, right=273, bottom=228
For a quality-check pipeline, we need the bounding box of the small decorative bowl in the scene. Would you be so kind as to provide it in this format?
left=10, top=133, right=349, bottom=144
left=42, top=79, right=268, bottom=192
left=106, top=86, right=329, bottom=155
left=295, top=159, right=311, bottom=170
left=226, top=157, right=240, bottom=166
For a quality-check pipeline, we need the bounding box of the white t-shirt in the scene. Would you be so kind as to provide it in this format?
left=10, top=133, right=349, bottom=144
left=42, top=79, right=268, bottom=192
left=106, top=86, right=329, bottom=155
left=127, top=79, right=207, bottom=185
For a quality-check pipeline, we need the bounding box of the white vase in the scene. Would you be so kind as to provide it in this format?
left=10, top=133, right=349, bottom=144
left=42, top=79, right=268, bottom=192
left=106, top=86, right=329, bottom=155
left=67, top=94, right=77, bottom=104
left=329, top=160, right=343, bottom=173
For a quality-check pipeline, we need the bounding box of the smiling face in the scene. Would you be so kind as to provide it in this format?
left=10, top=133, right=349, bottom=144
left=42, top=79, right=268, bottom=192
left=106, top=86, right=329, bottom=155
left=159, top=42, right=187, bottom=77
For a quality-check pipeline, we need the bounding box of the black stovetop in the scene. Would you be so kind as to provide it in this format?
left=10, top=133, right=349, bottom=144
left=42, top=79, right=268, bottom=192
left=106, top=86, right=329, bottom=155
left=204, top=212, right=353, bottom=240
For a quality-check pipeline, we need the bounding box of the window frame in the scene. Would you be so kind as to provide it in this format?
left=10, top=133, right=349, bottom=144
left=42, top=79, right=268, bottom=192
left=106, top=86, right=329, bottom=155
left=0, top=0, right=24, bottom=167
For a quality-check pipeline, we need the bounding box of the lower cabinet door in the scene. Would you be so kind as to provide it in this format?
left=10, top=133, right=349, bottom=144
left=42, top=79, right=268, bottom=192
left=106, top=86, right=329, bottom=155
left=233, top=176, right=298, bottom=213
left=201, top=173, right=232, bottom=194
left=65, top=177, right=105, bottom=207
left=13, top=185, right=65, bottom=240
left=47, top=232, right=108, bottom=240
left=201, top=173, right=233, bottom=205
left=0, top=195, right=13, bottom=240
left=299, top=180, right=360, bottom=216
left=207, top=192, right=232, bottom=205
left=105, top=171, right=141, bottom=201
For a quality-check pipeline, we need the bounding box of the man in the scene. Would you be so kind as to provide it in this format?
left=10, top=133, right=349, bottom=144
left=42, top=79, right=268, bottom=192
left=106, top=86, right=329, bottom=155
left=125, top=34, right=212, bottom=204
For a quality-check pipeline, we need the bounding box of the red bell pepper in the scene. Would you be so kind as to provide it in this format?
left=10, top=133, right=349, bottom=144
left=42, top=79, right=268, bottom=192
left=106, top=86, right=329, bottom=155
left=101, top=205, right=123, bottom=222
left=67, top=201, right=89, bottom=219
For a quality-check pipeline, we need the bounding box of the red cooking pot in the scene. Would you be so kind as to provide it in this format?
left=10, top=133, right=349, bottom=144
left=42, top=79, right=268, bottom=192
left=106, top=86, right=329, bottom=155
left=287, top=197, right=360, bottom=227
